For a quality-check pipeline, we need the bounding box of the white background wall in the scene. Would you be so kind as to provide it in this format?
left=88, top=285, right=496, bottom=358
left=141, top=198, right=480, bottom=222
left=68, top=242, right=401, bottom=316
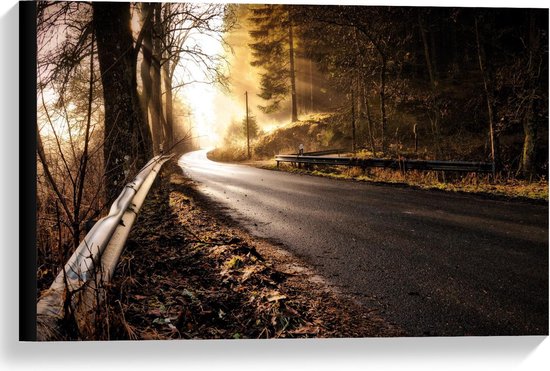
left=1, top=1, right=548, bottom=370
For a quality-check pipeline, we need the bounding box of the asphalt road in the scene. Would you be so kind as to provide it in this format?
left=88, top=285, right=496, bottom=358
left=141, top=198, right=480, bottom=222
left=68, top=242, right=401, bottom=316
left=178, top=149, right=548, bottom=336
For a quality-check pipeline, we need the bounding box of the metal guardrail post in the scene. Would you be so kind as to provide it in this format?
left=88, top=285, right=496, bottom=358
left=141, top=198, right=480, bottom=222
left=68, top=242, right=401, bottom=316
left=36, top=154, right=173, bottom=340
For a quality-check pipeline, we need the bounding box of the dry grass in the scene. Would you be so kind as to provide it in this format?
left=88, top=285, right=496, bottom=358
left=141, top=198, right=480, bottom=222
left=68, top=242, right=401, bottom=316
left=208, top=146, right=249, bottom=162
left=258, top=161, right=548, bottom=202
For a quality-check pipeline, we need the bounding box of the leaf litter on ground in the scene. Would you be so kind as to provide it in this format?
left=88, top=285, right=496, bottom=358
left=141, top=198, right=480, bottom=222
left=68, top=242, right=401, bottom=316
left=105, top=160, right=403, bottom=340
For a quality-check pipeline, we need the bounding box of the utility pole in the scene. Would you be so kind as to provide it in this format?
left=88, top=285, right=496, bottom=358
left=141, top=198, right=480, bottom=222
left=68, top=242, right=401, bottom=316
left=351, top=82, right=356, bottom=153
left=309, top=59, right=314, bottom=113
left=245, top=91, right=251, bottom=159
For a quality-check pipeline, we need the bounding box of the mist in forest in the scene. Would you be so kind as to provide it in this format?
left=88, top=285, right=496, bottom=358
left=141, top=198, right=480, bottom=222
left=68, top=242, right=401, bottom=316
left=206, top=4, right=335, bottom=146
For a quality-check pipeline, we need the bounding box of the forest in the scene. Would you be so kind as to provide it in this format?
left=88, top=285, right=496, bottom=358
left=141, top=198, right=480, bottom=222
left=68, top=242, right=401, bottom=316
left=37, top=1, right=231, bottom=286
left=35, top=2, right=548, bottom=339
left=218, top=5, right=548, bottom=177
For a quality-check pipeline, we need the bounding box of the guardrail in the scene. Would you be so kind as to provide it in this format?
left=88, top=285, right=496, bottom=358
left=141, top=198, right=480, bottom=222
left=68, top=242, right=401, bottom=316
left=36, top=154, right=173, bottom=340
left=275, top=154, right=494, bottom=173
left=288, top=148, right=345, bottom=157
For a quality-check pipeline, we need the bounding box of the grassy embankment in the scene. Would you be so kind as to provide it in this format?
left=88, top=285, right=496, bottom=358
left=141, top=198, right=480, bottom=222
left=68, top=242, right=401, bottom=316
left=209, top=113, right=548, bottom=202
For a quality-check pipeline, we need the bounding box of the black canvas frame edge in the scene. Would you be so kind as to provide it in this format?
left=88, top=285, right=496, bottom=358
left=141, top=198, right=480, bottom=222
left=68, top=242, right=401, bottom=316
left=19, top=0, right=37, bottom=342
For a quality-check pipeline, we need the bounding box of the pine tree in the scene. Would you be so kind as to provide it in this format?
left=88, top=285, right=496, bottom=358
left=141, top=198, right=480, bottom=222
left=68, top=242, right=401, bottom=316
left=242, top=114, right=259, bottom=140
left=248, top=4, right=298, bottom=122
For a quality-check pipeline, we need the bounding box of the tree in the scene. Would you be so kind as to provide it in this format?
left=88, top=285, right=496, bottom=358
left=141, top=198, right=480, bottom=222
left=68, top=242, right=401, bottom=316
left=155, top=2, right=233, bottom=151
left=518, top=11, right=547, bottom=179
left=150, top=2, right=167, bottom=154
left=248, top=4, right=298, bottom=122
left=344, top=7, right=413, bottom=154
left=418, top=9, right=444, bottom=159
left=470, top=8, right=548, bottom=178
left=474, top=11, right=500, bottom=176
left=92, top=2, right=152, bottom=200
left=242, top=114, right=259, bottom=141
left=36, top=4, right=108, bottom=262
left=139, top=2, right=154, bottom=141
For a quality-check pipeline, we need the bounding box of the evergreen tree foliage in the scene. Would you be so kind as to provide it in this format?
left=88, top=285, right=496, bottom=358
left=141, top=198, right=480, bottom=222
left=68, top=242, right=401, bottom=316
left=242, top=114, right=259, bottom=140
left=248, top=4, right=298, bottom=121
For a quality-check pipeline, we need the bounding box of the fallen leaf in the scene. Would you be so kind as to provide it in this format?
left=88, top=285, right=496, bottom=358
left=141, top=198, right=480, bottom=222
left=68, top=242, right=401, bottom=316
left=267, top=294, right=287, bottom=302
left=148, top=309, right=162, bottom=317
left=289, top=325, right=319, bottom=335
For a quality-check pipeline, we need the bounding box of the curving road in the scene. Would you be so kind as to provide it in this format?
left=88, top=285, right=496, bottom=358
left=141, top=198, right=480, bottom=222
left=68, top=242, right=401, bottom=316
left=178, top=149, right=548, bottom=336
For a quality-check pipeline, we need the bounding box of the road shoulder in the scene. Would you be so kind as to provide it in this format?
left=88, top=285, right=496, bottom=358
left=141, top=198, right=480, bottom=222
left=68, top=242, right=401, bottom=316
left=106, top=160, right=403, bottom=339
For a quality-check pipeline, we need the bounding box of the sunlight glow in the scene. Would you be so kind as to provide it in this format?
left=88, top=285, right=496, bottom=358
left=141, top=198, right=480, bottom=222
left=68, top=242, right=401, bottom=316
left=37, top=88, right=68, bottom=140
left=176, top=66, right=247, bottom=148
left=261, top=123, right=281, bottom=134
left=172, top=8, right=235, bottom=148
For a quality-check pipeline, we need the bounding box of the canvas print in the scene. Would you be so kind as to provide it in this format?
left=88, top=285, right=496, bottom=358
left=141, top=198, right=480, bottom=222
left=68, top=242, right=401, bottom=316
left=30, top=1, right=548, bottom=341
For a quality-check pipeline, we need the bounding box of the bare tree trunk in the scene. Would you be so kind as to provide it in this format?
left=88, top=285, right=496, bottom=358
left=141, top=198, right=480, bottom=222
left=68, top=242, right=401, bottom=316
left=288, top=10, right=298, bottom=122
left=93, top=2, right=152, bottom=201
left=429, top=24, right=438, bottom=81
left=150, top=3, right=165, bottom=154
left=309, top=59, right=314, bottom=113
left=419, top=12, right=442, bottom=159
left=351, top=78, right=356, bottom=153
left=163, top=58, right=174, bottom=149
left=521, top=12, right=541, bottom=180
left=72, top=31, right=95, bottom=249
left=379, top=54, right=387, bottom=153
left=450, top=20, right=460, bottom=78
left=413, top=124, right=418, bottom=153
left=350, top=22, right=387, bottom=154
left=522, top=94, right=537, bottom=180
left=474, top=16, right=498, bottom=176
left=362, top=79, right=377, bottom=156
left=36, top=124, right=73, bottom=226
left=140, top=3, right=153, bottom=127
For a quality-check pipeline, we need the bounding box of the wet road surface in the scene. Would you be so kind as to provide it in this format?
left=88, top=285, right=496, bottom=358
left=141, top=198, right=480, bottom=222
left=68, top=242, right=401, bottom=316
left=178, top=150, right=548, bottom=336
